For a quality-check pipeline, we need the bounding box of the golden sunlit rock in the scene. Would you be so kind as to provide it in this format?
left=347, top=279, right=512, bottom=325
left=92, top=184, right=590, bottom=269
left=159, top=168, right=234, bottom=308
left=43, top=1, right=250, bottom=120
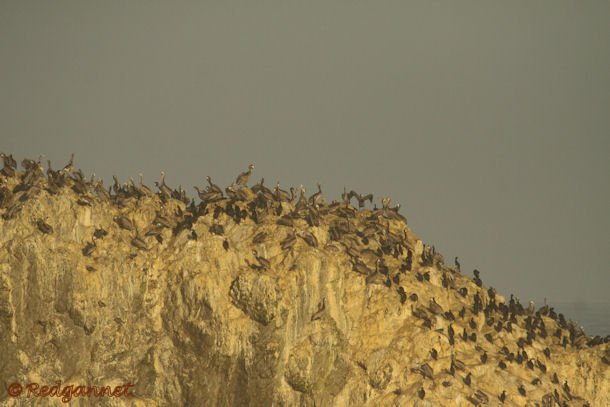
left=0, top=155, right=608, bottom=406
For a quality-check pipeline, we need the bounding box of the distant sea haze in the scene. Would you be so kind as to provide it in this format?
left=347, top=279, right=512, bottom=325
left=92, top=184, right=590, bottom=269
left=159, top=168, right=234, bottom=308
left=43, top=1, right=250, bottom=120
left=550, top=301, right=610, bottom=337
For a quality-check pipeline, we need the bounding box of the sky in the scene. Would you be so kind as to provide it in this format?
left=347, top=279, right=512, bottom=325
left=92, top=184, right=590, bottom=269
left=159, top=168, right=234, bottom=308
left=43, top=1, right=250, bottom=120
left=1, top=2, right=608, bottom=331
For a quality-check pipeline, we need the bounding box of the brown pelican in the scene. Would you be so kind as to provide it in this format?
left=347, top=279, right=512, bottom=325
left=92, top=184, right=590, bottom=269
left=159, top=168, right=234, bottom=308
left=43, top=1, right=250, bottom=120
left=252, top=249, right=270, bottom=270
left=0, top=153, right=17, bottom=177
left=61, top=153, right=75, bottom=173
left=428, top=298, right=443, bottom=315
left=114, top=216, right=135, bottom=231
left=235, top=164, right=254, bottom=186
left=280, top=229, right=297, bottom=251
left=274, top=182, right=291, bottom=202
left=155, top=171, right=172, bottom=199
left=139, top=174, right=154, bottom=196
left=82, top=241, right=96, bottom=256
left=36, top=219, right=53, bottom=234
left=245, top=229, right=265, bottom=244
left=131, top=236, right=148, bottom=251
left=206, top=176, right=223, bottom=194
left=349, top=190, right=373, bottom=208
left=308, top=183, right=324, bottom=205
left=310, top=298, right=326, bottom=321
left=298, top=230, right=318, bottom=248
left=294, top=185, right=307, bottom=210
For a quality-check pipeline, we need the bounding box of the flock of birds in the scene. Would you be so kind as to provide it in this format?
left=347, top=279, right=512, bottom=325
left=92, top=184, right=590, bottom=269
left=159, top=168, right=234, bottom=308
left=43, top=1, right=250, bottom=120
left=1, top=152, right=608, bottom=405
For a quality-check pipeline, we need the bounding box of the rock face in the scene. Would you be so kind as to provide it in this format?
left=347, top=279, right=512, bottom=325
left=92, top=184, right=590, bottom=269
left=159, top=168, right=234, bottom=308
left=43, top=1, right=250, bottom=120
left=0, top=157, right=608, bottom=406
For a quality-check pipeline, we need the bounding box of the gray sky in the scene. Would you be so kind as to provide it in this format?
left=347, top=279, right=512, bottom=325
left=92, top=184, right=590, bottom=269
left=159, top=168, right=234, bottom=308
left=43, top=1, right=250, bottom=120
left=1, top=2, right=609, bottom=313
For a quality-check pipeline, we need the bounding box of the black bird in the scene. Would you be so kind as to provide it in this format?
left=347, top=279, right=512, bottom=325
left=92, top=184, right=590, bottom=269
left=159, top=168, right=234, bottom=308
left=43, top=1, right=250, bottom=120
left=223, top=239, right=229, bottom=251
left=454, top=256, right=460, bottom=271
left=469, top=318, right=477, bottom=330
left=93, top=228, right=108, bottom=239
left=397, top=287, right=407, bottom=304
left=473, top=269, right=482, bottom=287
left=418, top=387, right=425, bottom=400
left=518, top=384, right=526, bottom=397
left=499, top=390, right=506, bottom=403
left=430, top=348, right=438, bottom=360
left=480, top=352, right=488, bottom=364
left=463, top=372, right=471, bottom=386
left=498, top=360, right=507, bottom=369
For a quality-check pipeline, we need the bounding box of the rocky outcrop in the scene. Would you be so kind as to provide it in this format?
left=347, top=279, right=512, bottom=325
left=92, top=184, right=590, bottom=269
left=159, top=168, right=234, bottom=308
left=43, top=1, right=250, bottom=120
left=0, top=157, right=608, bottom=406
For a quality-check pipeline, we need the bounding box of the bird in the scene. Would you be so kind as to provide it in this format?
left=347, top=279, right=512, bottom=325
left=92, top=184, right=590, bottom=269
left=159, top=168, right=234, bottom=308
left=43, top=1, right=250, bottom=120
left=93, top=228, right=108, bottom=239
left=298, top=231, right=318, bottom=248
left=473, top=390, right=489, bottom=405
left=131, top=236, right=148, bottom=251
left=349, top=190, right=373, bottom=208
left=308, top=183, right=324, bottom=205
left=36, top=219, right=53, bottom=234
left=252, top=231, right=268, bottom=244
left=155, top=171, right=173, bottom=199
left=235, top=164, right=255, bottom=186
left=82, top=241, right=96, bottom=256
left=114, top=216, right=135, bottom=232
left=418, top=363, right=434, bottom=380
left=138, top=173, right=154, bottom=196
left=428, top=298, right=443, bottom=315
left=454, top=257, right=461, bottom=271
left=311, top=299, right=326, bottom=321
left=498, top=390, right=506, bottom=403
left=397, top=287, right=407, bottom=304
left=252, top=249, right=270, bottom=271
left=473, top=269, right=482, bottom=287
left=418, top=387, right=425, bottom=400
left=206, top=176, right=223, bottom=194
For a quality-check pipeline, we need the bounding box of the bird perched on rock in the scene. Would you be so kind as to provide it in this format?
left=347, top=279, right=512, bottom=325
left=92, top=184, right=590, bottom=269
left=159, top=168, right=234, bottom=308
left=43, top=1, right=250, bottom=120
left=36, top=219, right=53, bottom=234
left=235, top=164, right=255, bottom=187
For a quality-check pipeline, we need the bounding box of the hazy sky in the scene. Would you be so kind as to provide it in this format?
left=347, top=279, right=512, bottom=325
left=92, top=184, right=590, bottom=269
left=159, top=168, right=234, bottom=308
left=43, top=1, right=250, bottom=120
left=1, top=2, right=609, bottom=311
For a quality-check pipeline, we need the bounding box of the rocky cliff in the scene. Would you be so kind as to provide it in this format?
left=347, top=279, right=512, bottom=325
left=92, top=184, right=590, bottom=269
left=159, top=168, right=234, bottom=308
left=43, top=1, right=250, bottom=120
left=0, top=155, right=608, bottom=406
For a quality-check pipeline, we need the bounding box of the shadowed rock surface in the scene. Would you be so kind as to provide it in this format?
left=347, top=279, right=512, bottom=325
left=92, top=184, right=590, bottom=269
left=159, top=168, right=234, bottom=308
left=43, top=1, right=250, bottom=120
left=0, top=155, right=608, bottom=406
